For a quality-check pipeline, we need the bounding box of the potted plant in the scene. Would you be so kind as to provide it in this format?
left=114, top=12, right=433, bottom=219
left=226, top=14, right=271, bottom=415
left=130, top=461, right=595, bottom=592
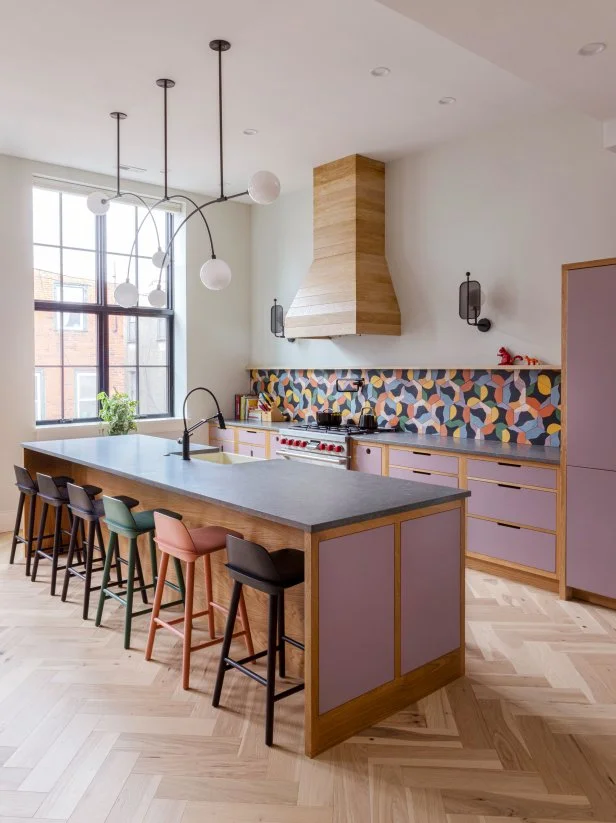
left=97, top=391, right=138, bottom=436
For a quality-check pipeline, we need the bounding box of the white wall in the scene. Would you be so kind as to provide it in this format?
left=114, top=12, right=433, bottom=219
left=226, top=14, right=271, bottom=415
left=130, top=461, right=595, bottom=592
left=250, top=107, right=616, bottom=368
left=0, top=154, right=251, bottom=528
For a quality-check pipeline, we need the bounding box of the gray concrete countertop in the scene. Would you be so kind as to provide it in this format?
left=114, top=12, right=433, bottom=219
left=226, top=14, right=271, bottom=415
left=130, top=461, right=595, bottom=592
left=352, top=431, right=560, bottom=465
left=22, top=435, right=469, bottom=533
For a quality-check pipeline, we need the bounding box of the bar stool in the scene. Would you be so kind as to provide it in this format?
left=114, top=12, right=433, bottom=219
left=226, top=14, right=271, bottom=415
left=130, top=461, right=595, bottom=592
left=31, top=473, right=102, bottom=595
left=9, top=466, right=73, bottom=576
left=145, top=512, right=254, bottom=690
left=212, top=535, right=305, bottom=746
left=95, top=496, right=186, bottom=649
left=61, top=483, right=141, bottom=620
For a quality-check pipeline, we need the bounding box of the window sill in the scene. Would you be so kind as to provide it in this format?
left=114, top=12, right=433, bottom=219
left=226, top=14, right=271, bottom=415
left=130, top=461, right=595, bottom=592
left=35, top=417, right=184, bottom=441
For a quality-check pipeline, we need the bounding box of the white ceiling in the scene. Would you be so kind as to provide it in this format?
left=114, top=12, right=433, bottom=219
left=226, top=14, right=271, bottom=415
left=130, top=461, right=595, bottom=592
left=0, top=0, right=558, bottom=194
left=379, top=0, right=616, bottom=121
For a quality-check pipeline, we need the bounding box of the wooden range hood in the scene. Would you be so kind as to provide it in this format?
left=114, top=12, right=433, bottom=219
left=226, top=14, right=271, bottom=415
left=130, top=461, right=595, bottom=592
left=284, top=154, right=401, bottom=338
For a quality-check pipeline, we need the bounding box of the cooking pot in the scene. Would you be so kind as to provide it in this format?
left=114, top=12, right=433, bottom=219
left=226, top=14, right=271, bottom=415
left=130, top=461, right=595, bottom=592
left=359, top=404, right=378, bottom=431
left=316, top=410, right=342, bottom=427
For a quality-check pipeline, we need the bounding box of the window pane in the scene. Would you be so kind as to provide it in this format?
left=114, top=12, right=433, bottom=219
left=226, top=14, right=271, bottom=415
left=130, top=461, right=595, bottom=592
left=139, top=316, right=167, bottom=366
left=34, top=311, right=61, bottom=365
left=109, top=366, right=137, bottom=400
left=61, top=192, right=96, bottom=250
left=138, top=256, right=168, bottom=306
left=35, top=367, right=62, bottom=421
left=137, top=207, right=166, bottom=259
left=62, top=250, right=96, bottom=302
left=63, top=313, right=97, bottom=366
left=70, top=368, right=98, bottom=419
left=106, top=200, right=137, bottom=254
left=34, top=246, right=61, bottom=301
left=108, top=315, right=137, bottom=366
left=33, top=188, right=60, bottom=245
left=138, top=368, right=168, bottom=416
left=106, top=253, right=136, bottom=305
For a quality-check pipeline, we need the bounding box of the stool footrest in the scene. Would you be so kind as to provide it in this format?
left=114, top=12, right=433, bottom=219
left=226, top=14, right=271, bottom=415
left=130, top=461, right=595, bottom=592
left=223, top=656, right=268, bottom=687
left=273, top=683, right=305, bottom=702
left=281, top=634, right=304, bottom=652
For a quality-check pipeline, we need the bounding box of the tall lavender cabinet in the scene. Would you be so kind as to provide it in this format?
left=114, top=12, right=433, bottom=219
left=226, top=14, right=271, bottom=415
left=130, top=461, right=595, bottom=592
left=565, top=260, right=616, bottom=600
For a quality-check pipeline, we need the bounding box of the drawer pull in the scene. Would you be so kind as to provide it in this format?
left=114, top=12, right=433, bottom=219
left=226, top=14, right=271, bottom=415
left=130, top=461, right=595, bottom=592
left=245, top=430, right=258, bottom=434
left=413, top=470, right=431, bottom=476
left=366, top=448, right=371, bottom=455
left=497, top=522, right=521, bottom=530
left=497, top=483, right=522, bottom=490
left=413, top=451, right=431, bottom=456
left=497, top=461, right=521, bottom=468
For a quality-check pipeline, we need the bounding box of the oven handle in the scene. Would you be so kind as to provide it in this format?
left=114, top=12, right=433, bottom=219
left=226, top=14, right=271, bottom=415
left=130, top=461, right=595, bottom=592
left=279, top=448, right=347, bottom=466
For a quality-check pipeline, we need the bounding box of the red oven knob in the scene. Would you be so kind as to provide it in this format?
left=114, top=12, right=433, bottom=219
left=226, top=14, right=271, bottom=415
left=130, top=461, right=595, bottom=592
left=318, top=443, right=326, bottom=450
left=281, top=438, right=288, bottom=445
left=335, top=445, right=343, bottom=453
left=294, top=439, right=301, bottom=447
left=328, top=443, right=335, bottom=451
left=301, top=441, right=308, bottom=448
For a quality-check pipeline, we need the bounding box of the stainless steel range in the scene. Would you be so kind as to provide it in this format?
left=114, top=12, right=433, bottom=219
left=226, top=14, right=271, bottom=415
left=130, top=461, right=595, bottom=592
left=277, top=424, right=392, bottom=469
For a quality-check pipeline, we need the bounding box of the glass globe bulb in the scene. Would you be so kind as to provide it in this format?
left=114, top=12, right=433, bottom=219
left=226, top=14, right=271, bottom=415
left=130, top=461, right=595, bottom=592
left=200, top=258, right=232, bottom=291
left=114, top=281, right=139, bottom=308
left=248, top=170, right=280, bottom=205
left=148, top=287, right=167, bottom=308
left=151, top=248, right=168, bottom=269
left=87, top=192, right=110, bottom=215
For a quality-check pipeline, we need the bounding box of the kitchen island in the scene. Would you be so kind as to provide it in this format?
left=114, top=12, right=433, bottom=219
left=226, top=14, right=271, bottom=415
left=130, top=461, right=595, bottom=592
left=23, top=434, right=469, bottom=756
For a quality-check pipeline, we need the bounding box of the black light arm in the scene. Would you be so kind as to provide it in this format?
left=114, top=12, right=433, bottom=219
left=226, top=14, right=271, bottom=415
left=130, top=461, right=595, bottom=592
left=181, top=387, right=225, bottom=460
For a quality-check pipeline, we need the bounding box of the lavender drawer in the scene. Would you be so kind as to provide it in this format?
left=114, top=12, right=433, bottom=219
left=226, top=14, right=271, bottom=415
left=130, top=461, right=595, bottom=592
left=389, top=448, right=458, bottom=476
left=389, top=465, right=458, bottom=488
left=353, top=444, right=382, bottom=475
left=237, top=428, right=267, bottom=447
left=467, top=458, right=557, bottom=489
left=237, top=443, right=266, bottom=459
left=269, top=433, right=283, bottom=458
left=467, top=479, right=556, bottom=531
left=210, top=425, right=234, bottom=444
left=467, top=516, right=556, bottom=573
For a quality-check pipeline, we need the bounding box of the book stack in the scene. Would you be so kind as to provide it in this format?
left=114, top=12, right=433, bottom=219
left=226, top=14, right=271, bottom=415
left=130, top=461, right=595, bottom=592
left=234, top=394, right=259, bottom=421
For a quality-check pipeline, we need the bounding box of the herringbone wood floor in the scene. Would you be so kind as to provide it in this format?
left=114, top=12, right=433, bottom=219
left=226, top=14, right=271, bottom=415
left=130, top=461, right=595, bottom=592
left=2, top=536, right=616, bottom=822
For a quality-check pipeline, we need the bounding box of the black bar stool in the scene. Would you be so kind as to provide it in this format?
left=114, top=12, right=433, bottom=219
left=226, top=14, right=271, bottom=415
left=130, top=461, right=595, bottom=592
left=9, top=466, right=73, bottom=576
left=31, top=473, right=102, bottom=596
left=61, top=483, right=141, bottom=620
left=212, top=535, right=305, bottom=747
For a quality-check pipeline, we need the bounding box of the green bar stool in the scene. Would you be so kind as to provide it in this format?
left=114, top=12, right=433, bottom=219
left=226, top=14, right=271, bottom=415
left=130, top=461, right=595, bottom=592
left=95, top=496, right=186, bottom=649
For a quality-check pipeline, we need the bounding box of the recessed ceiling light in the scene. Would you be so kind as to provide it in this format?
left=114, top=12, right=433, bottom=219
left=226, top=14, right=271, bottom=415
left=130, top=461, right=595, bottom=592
left=370, top=66, right=391, bottom=77
left=439, top=96, right=456, bottom=105
left=578, top=41, right=607, bottom=56
left=243, top=128, right=258, bottom=136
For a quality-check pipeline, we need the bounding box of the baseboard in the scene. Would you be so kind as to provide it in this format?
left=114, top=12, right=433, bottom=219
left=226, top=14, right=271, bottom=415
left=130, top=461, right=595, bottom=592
left=0, top=510, right=15, bottom=533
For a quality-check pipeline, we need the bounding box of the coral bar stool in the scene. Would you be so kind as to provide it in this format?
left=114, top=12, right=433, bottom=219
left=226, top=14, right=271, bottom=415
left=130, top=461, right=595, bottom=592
left=146, top=512, right=254, bottom=690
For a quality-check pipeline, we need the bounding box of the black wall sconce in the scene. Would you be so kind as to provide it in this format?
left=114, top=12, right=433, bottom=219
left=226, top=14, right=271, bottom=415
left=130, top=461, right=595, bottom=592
left=459, top=272, right=491, bottom=332
left=270, top=299, right=295, bottom=342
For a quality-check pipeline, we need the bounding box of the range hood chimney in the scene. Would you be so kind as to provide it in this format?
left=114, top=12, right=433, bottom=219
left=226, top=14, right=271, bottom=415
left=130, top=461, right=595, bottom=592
left=285, top=154, right=401, bottom=338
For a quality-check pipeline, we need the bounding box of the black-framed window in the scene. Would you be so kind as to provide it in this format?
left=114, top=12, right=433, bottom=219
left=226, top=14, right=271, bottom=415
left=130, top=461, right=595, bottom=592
left=33, top=186, right=175, bottom=424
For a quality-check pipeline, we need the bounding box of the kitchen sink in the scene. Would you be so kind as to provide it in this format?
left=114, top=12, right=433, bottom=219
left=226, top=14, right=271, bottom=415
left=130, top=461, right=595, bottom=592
left=189, top=451, right=263, bottom=465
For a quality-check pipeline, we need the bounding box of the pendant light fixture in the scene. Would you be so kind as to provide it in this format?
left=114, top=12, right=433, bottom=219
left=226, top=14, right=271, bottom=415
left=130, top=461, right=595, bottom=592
left=96, top=38, right=280, bottom=309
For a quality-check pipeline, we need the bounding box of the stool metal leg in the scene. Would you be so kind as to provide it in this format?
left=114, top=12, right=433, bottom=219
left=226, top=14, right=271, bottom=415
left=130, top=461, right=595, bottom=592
left=95, top=532, right=117, bottom=627
left=145, top=552, right=169, bottom=661
left=124, top=538, right=137, bottom=649
left=278, top=591, right=286, bottom=679
left=9, top=492, right=26, bottom=565
left=265, top=594, right=278, bottom=747
left=25, top=495, right=37, bottom=577
left=182, top=561, right=195, bottom=690
left=212, top=581, right=242, bottom=708
left=135, top=540, right=148, bottom=605
left=31, top=501, right=48, bottom=582
left=50, top=506, right=63, bottom=596
left=82, top=520, right=97, bottom=620
left=61, top=516, right=81, bottom=602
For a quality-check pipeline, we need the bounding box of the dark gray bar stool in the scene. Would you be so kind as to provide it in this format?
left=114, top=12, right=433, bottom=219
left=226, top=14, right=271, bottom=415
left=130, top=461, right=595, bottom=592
left=61, top=483, right=141, bottom=620
left=212, top=535, right=305, bottom=747
left=31, top=473, right=102, bottom=596
left=10, top=466, right=73, bottom=576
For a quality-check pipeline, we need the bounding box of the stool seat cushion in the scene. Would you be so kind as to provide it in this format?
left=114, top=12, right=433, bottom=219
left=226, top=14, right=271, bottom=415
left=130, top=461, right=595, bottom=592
left=51, top=475, right=74, bottom=488
left=57, top=483, right=102, bottom=502
left=269, top=548, right=305, bottom=586
left=189, top=526, right=243, bottom=555
left=93, top=495, right=139, bottom=517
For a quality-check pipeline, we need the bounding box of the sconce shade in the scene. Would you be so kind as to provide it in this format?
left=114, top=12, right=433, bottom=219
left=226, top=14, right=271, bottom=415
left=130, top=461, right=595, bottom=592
left=271, top=300, right=284, bottom=336
left=459, top=276, right=482, bottom=321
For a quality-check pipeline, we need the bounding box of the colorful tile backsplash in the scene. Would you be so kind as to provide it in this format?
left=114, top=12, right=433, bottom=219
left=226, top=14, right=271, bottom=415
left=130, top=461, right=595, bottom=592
left=250, top=368, right=561, bottom=446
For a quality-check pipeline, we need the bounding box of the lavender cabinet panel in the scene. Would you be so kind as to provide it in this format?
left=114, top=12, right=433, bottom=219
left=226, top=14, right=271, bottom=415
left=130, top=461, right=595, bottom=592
left=467, top=516, right=556, bottom=572
left=269, top=432, right=283, bottom=459
left=567, top=466, right=616, bottom=598
left=389, top=448, right=458, bottom=476
left=209, top=425, right=234, bottom=443
left=467, top=479, right=556, bottom=531
left=567, top=265, right=616, bottom=471
left=389, top=465, right=458, bottom=488
left=353, top=444, right=382, bottom=475
left=237, top=443, right=266, bottom=459
left=319, top=525, right=394, bottom=713
left=237, top=428, right=268, bottom=447
left=401, top=510, right=461, bottom=675
left=467, top=458, right=556, bottom=490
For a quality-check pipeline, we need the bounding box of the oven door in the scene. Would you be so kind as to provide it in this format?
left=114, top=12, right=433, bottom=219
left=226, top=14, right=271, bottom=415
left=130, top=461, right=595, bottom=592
left=278, top=448, right=349, bottom=469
